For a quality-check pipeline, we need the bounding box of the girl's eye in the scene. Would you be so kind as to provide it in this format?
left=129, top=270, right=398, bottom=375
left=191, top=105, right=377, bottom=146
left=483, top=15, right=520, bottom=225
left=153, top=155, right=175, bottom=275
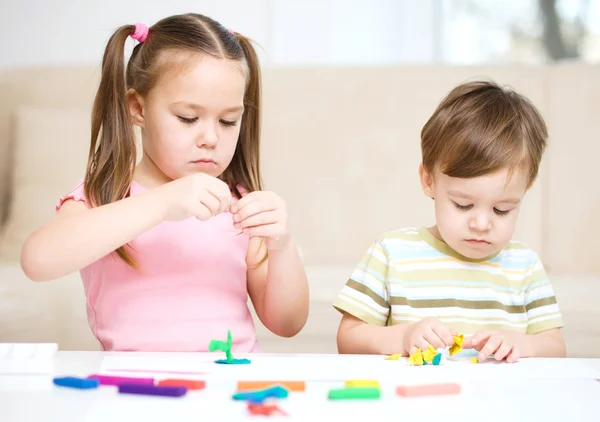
left=177, top=116, right=198, bottom=124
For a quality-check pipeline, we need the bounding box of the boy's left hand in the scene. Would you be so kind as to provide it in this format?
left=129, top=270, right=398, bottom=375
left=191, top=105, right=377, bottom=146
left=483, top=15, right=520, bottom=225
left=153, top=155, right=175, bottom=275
left=230, top=190, right=291, bottom=251
left=464, top=330, right=525, bottom=363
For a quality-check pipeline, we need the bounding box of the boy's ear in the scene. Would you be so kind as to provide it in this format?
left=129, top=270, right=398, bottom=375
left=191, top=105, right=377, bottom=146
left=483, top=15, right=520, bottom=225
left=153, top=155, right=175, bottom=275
left=127, top=89, right=145, bottom=128
left=419, top=164, right=435, bottom=199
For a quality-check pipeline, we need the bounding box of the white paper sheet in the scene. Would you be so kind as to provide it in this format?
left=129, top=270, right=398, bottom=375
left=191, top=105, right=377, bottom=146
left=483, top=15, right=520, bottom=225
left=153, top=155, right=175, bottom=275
left=98, top=354, right=600, bottom=383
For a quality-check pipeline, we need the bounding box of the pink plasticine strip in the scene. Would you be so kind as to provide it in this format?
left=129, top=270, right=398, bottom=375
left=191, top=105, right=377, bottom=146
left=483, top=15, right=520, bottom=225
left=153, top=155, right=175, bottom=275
left=396, top=383, right=461, bottom=397
left=88, top=374, right=155, bottom=386
left=105, top=369, right=207, bottom=375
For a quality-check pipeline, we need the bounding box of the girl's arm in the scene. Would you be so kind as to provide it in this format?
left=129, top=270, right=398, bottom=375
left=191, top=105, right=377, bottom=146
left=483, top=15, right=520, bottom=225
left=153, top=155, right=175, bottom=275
left=21, top=191, right=165, bottom=281
left=21, top=174, right=233, bottom=281
left=230, top=190, right=309, bottom=337
left=246, top=237, right=309, bottom=337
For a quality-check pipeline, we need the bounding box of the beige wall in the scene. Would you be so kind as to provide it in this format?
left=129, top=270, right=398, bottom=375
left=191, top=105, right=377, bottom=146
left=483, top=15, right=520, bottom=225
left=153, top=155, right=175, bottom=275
left=260, top=66, right=549, bottom=267
left=545, top=63, right=600, bottom=273
left=0, top=64, right=599, bottom=274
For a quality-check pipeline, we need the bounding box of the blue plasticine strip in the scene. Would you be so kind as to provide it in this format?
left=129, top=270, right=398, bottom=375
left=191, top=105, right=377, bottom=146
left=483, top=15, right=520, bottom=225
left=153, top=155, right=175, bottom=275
left=232, top=385, right=289, bottom=402
left=53, top=376, right=100, bottom=390
left=215, top=358, right=251, bottom=365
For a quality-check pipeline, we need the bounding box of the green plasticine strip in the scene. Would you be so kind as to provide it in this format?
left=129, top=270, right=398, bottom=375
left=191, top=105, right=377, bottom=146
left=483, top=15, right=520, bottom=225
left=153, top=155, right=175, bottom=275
left=328, top=387, right=381, bottom=400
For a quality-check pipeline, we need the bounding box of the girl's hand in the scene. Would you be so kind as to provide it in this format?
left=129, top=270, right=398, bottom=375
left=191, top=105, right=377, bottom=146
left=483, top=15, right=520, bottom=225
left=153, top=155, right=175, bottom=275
left=157, top=173, right=232, bottom=222
left=230, top=190, right=291, bottom=251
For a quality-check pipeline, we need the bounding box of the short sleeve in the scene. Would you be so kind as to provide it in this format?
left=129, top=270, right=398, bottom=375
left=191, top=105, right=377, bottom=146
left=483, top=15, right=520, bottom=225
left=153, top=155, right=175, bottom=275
left=332, top=239, right=391, bottom=326
left=524, top=255, right=564, bottom=334
left=56, top=179, right=88, bottom=211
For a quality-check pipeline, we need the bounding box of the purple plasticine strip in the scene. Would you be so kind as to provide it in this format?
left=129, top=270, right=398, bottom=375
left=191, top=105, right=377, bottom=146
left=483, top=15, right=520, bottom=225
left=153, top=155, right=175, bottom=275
left=88, top=374, right=155, bottom=386
left=118, top=383, right=187, bottom=397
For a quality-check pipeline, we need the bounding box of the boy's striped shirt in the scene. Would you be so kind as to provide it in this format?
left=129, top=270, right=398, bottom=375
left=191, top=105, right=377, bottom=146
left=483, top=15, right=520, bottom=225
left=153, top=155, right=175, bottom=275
left=333, top=227, right=563, bottom=335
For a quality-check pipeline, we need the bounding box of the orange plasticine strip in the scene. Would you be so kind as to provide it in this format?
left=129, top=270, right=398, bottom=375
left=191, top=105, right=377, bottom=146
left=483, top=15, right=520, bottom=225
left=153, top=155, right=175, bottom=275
left=236, top=381, right=305, bottom=392
left=157, top=379, right=206, bottom=390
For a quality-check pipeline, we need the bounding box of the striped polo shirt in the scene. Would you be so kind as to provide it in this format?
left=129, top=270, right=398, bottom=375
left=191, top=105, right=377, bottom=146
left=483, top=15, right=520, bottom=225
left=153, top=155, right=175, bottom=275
left=332, top=227, right=564, bottom=335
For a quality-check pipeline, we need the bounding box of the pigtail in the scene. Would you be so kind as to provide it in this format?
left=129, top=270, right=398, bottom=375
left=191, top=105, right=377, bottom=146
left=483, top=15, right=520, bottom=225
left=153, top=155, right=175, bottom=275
left=85, top=25, right=138, bottom=267
left=222, top=34, right=263, bottom=199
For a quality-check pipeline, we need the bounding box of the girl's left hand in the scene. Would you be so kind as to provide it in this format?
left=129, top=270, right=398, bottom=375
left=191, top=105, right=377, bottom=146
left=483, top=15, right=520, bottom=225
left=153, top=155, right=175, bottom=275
left=230, top=190, right=291, bottom=251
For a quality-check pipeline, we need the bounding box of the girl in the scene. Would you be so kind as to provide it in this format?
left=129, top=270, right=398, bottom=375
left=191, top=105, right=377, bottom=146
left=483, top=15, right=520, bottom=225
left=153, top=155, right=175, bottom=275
left=20, top=13, right=309, bottom=353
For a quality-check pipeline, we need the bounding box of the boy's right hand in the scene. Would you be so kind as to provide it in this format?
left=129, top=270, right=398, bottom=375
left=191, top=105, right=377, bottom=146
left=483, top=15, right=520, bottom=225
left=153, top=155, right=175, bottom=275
left=402, top=318, right=456, bottom=354
left=157, top=173, right=233, bottom=222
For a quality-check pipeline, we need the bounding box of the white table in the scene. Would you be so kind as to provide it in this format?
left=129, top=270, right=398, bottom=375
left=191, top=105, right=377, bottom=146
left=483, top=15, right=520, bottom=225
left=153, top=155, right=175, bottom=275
left=1, top=352, right=600, bottom=421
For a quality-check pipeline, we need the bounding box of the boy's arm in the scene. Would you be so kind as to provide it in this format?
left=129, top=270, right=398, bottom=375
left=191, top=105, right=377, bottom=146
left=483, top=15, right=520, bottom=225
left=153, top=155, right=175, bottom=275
left=337, top=313, right=411, bottom=355
left=527, top=328, right=566, bottom=357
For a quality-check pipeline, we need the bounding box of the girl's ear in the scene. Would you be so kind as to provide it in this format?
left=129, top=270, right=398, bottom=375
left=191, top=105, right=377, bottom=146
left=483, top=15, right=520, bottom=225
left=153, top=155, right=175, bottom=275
left=127, top=89, right=145, bottom=128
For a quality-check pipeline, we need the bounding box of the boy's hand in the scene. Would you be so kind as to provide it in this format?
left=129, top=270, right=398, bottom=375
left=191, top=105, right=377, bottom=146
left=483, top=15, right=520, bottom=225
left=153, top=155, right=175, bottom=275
left=403, top=318, right=456, bottom=354
left=464, top=330, right=526, bottom=363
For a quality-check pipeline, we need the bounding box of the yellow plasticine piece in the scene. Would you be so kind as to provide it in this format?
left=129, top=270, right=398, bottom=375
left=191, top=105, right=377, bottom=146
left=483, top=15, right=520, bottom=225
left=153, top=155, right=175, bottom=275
left=449, top=334, right=464, bottom=356
left=345, top=380, right=380, bottom=388
left=470, top=357, right=479, bottom=364
left=408, top=349, right=423, bottom=366
left=385, top=354, right=402, bottom=360
left=422, top=345, right=437, bottom=363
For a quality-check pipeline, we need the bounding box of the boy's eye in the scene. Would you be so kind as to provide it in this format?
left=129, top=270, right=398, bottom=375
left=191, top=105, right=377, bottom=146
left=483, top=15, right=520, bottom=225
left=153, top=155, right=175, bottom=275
left=177, top=116, right=198, bottom=124
left=220, top=119, right=238, bottom=127
left=452, top=201, right=473, bottom=211
left=494, top=208, right=510, bottom=216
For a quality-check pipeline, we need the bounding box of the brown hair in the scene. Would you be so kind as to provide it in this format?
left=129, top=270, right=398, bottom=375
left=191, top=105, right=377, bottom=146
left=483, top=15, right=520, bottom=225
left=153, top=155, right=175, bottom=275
left=421, top=80, right=547, bottom=188
left=85, top=13, right=263, bottom=266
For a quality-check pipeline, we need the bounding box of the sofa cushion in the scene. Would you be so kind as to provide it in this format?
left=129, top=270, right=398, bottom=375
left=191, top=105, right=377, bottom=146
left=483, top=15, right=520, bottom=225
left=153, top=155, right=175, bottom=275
left=0, top=107, right=89, bottom=262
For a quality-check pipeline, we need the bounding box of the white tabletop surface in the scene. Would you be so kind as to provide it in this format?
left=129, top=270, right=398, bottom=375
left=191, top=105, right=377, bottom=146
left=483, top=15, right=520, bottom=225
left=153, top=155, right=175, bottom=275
left=1, top=352, right=600, bottom=422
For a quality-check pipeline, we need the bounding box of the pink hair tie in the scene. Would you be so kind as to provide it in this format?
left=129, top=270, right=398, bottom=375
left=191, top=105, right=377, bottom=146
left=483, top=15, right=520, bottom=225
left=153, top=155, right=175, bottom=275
left=131, top=23, right=149, bottom=43
left=228, top=28, right=234, bottom=35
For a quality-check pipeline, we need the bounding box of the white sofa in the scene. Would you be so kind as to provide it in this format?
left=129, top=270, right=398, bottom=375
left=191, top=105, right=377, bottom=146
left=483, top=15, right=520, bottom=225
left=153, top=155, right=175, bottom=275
left=0, top=63, right=599, bottom=357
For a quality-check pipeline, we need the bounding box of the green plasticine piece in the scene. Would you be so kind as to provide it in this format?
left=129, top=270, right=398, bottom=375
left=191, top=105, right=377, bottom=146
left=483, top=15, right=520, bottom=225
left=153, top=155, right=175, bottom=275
left=209, top=330, right=251, bottom=364
left=209, top=330, right=234, bottom=362
left=432, top=353, right=442, bottom=365
left=328, top=387, right=381, bottom=400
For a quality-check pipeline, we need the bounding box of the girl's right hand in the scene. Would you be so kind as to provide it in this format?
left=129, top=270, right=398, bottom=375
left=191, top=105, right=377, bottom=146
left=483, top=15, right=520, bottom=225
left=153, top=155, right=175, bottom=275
left=402, top=317, right=456, bottom=354
left=156, top=173, right=233, bottom=222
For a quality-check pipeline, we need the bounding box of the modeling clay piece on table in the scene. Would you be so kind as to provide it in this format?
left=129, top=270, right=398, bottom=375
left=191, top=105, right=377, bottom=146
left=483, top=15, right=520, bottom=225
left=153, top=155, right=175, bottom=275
left=345, top=380, right=380, bottom=388
left=118, top=383, right=188, bottom=397
left=87, top=374, right=154, bottom=386
left=449, top=334, right=464, bottom=356
left=396, top=383, right=461, bottom=397
left=328, top=387, right=381, bottom=400
left=432, top=353, right=443, bottom=365
left=53, top=376, right=99, bottom=390
left=237, top=381, right=306, bottom=392
left=384, top=354, right=402, bottom=360
left=407, top=349, right=424, bottom=366
left=208, top=330, right=250, bottom=364
left=158, top=379, right=206, bottom=390
left=470, top=357, right=479, bottom=364
left=422, top=345, right=437, bottom=363
left=247, top=402, right=287, bottom=416
left=233, top=385, right=289, bottom=402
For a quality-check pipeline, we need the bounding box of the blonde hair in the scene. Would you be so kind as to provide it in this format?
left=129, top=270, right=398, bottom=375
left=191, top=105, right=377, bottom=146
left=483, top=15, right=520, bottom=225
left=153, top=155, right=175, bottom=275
left=421, top=81, right=547, bottom=187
